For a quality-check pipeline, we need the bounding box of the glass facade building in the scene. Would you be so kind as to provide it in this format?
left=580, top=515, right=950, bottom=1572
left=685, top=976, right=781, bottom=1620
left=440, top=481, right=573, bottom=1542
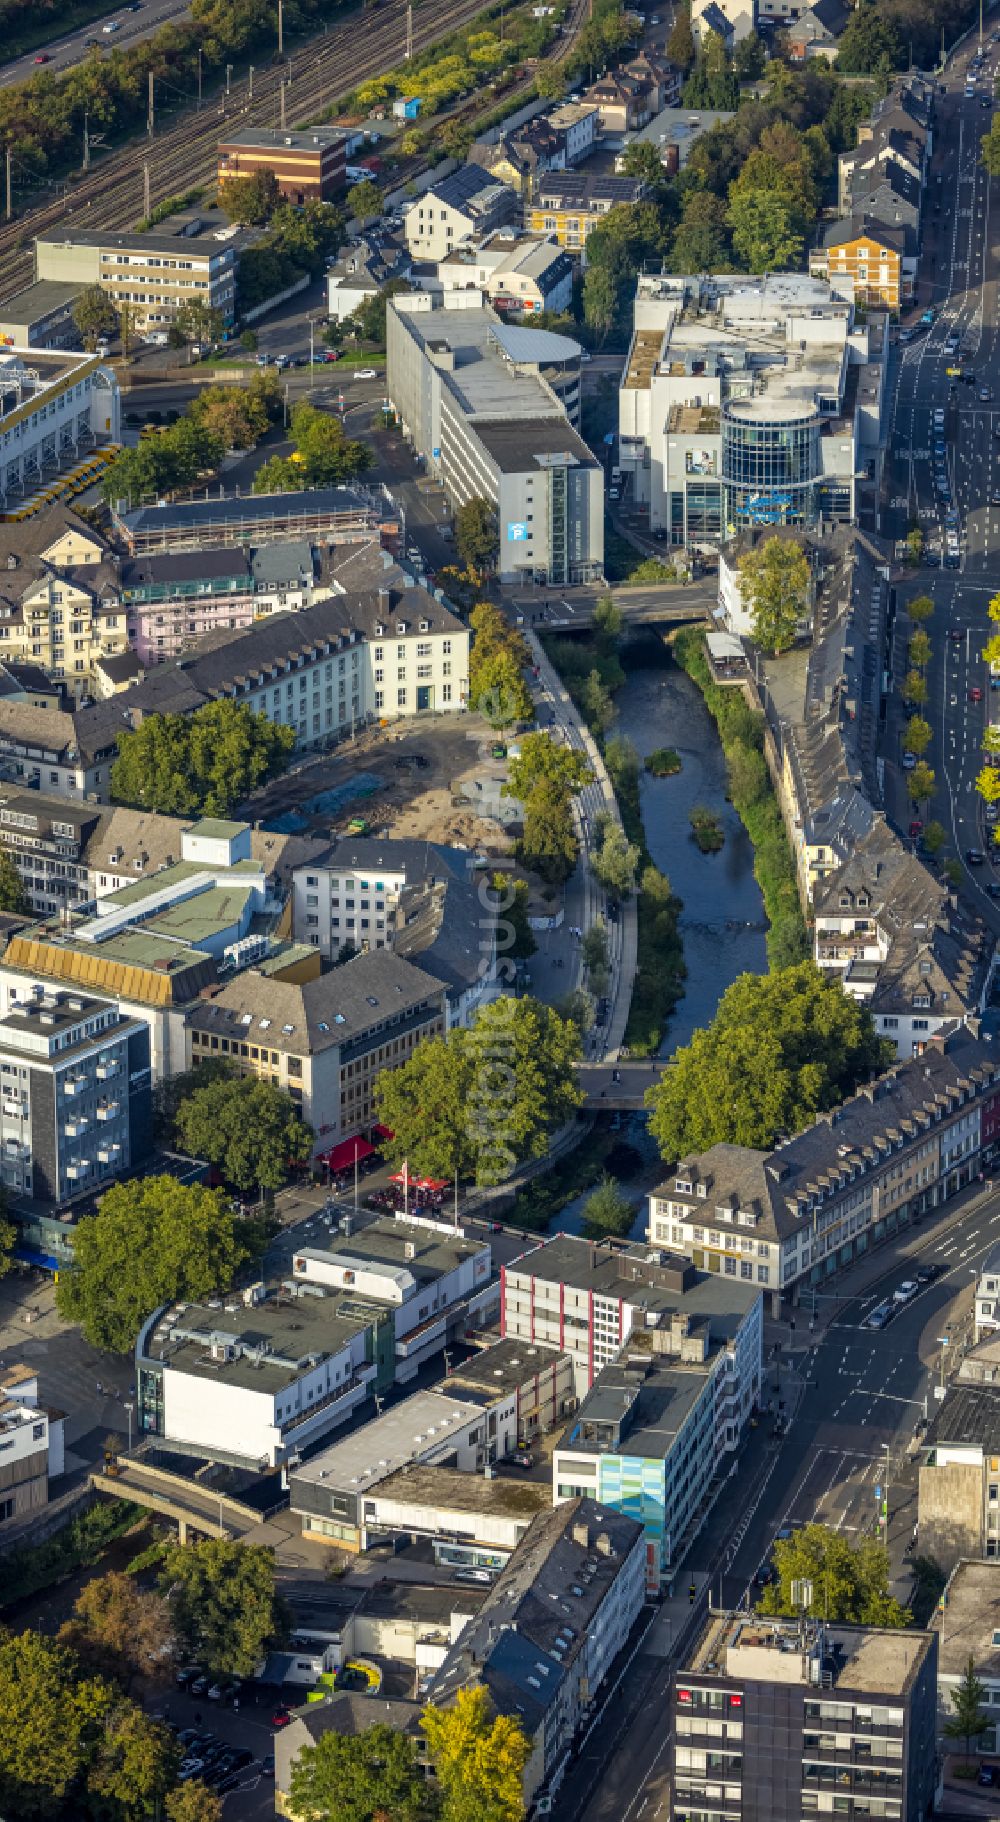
left=722, top=403, right=822, bottom=530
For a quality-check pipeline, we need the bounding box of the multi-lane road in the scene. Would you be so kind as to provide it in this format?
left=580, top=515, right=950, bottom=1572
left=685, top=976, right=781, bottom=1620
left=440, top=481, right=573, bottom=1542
left=885, top=37, right=1000, bottom=908
left=0, top=0, right=190, bottom=90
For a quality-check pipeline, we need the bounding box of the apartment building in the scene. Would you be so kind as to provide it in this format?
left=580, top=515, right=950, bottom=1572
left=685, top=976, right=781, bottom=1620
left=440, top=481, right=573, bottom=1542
left=975, top=1245, right=1000, bottom=1342
left=672, top=1612, right=938, bottom=1822
left=0, top=349, right=119, bottom=515
left=291, top=836, right=496, bottom=1028
left=552, top=1276, right=762, bottom=1589
left=289, top=1388, right=502, bottom=1546
left=0, top=988, right=151, bottom=1207
left=810, top=219, right=915, bottom=313
left=0, top=554, right=128, bottom=700
left=290, top=1215, right=494, bottom=1382
left=527, top=172, right=646, bottom=250
left=477, top=102, right=602, bottom=193
left=428, top=1499, right=646, bottom=1812
left=114, top=486, right=397, bottom=556
left=387, top=294, right=603, bottom=587
left=426, top=234, right=575, bottom=319
left=403, top=165, right=518, bottom=261
left=35, top=229, right=238, bottom=336
left=918, top=1385, right=1000, bottom=1570
left=119, top=541, right=320, bottom=665
left=618, top=271, right=871, bottom=546
left=185, top=950, right=448, bottom=1152
left=0, top=1366, right=65, bottom=1528
left=135, top=1282, right=387, bottom=1470
left=648, top=1029, right=1000, bottom=1313
left=218, top=127, right=347, bottom=203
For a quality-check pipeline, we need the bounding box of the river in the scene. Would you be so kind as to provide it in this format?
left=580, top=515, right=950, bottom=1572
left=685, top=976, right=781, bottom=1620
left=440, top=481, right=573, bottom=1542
left=555, top=633, right=768, bottom=1240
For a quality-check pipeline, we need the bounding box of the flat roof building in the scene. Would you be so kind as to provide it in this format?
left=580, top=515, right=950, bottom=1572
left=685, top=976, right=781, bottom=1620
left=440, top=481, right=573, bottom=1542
left=218, top=127, right=347, bottom=203
left=674, top=1612, right=938, bottom=1822
left=354, top=1461, right=552, bottom=1573
left=387, top=294, right=603, bottom=586
left=35, top=227, right=239, bottom=336
left=933, top=1560, right=1000, bottom=1750
left=0, top=349, right=119, bottom=517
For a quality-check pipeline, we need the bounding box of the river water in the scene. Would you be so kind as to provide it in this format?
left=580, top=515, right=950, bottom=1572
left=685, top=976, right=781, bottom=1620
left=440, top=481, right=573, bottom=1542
left=554, top=634, right=768, bottom=1239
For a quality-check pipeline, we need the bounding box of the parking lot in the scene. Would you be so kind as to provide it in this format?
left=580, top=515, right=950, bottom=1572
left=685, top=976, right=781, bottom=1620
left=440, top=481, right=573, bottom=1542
left=160, top=1676, right=282, bottom=1820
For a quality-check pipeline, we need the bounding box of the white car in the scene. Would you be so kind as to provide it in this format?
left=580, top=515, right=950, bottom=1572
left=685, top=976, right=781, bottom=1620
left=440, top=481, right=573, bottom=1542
left=894, top=1280, right=919, bottom=1304
left=902, top=751, right=917, bottom=769
left=102, top=18, right=121, bottom=29
left=355, top=367, right=377, bottom=379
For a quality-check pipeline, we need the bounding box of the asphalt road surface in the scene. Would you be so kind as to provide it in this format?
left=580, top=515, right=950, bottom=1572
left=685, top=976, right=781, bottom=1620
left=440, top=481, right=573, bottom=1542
left=0, top=0, right=190, bottom=89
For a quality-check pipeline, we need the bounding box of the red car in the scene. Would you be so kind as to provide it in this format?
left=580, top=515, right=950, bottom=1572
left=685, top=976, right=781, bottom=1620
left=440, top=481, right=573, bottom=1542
left=272, top=1709, right=292, bottom=1729
left=970, top=686, right=984, bottom=703
left=908, top=819, right=923, bottom=838
left=322, top=350, right=341, bottom=363
left=33, top=51, right=51, bottom=62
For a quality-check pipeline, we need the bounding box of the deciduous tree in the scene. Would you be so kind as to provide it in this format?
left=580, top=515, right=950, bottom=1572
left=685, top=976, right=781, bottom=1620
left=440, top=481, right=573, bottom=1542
left=903, top=668, right=928, bottom=707
left=73, top=285, right=118, bottom=351
left=0, top=847, right=28, bottom=914
left=159, top=1538, right=289, bottom=1678
left=907, top=761, right=935, bottom=805
left=904, top=716, right=932, bottom=757
left=646, top=960, right=893, bottom=1159
left=582, top=1173, right=633, bottom=1239
left=738, top=536, right=810, bottom=654
left=166, top=1783, right=223, bottom=1822
left=290, top=1723, right=432, bottom=1822
left=421, top=1686, right=530, bottom=1822
left=56, top=1179, right=256, bottom=1353
left=508, top=732, right=592, bottom=802
left=907, top=594, right=934, bottom=625
left=172, top=1073, right=313, bottom=1196
left=667, top=2, right=696, bottom=68
left=759, top=1524, right=911, bottom=1627
left=173, top=297, right=225, bottom=348
left=727, top=188, right=803, bottom=273
left=111, top=698, right=295, bottom=817
left=347, top=177, right=383, bottom=223
left=520, top=774, right=579, bottom=883
left=592, top=817, right=639, bottom=899
left=908, top=629, right=931, bottom=669
left=469, top=649, right=535, bottom=728
left=455, top=498, right=499, bottom=574
left=945, top=1657, right=988, bottom=1761
left=58, top=1572, right=175, bottom=1688
left=219, top=167, right=280, bottom=225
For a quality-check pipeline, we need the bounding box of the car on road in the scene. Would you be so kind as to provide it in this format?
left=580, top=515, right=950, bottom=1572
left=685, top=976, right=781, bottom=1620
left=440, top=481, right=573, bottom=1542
left=262, top=1753, right=275, bottom=1777
left=33, top=50, right=51, bottom=61
left=915, top=1263, right=941, bottom=1284
left=982, top=387, right=995, bottom=402
left=944, top=551, right=961, bottom=568
left=908, top=819, right=923, bottom=837
left=894, top=1280, right=919, bottom=1304
left=102, top=18, right=121, bottom=30
left=454, top=1567, right=494, bottom=1584
left=272, top=1710, right=292, bottom=1729
left=902, top=751, right=918, bottom=769
left=867, top=1301, right=894, bottom=1329
left=933, top=437, right=947, bottom=455
left=950, top=627, right=964, bottom=641
left=967, top=848, right=987, bottom=865
left=971, top=686, right=984, bottom=702
left=511, top=1451, right=534, bottom=1469
left=355, top=368, right=378, bottom=379
left=924, top=548, right=940, bottom=566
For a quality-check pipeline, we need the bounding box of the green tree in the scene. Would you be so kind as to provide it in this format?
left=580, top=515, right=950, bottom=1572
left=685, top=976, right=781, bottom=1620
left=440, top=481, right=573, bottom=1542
left=592, top=817, right=639, bottom=899
left=172, top=1073, right=313, bottom=1196
left=520, top=774, right=579, bottom=883
left=0, top=846, right=28, bottom=913
left=582, top=1173, right=633, bottom=1239
left=455, top=497, right=499, bottom=574
left=0, top=1209, right=14, bottom=1282
left=159, top=1538, right=289, bottom=1678
left=759, top=1524, right=911, bottom=1627
left=73, top=285, right=118, bottom=351
left=907, top=761, right=935, bottom=806
left=468, top=600, right=531, bottom=702
left=374, top=997, right=582, bottom=1185
left=470, top=649, right=535, bottom=728
left=646, top=960, right=893, bottom=1159
left=111, top=699, right=295, bottom=817
left=346, top=275, right=412, bottom=348
left=58, top=1572, right=175, bottom=1689
left=219, top=167, right=280, bottom=225
left=491, top=875, right=537, bottom=964
left=289, top=1723, right=433, bottom=1822
left=0, top=1629, right=114, bottom=1817
left=583, top=255, right=621, bottom=337
left=909, top=629, right=931, bottom=669
left=905, top=528, right=923, bottom=566
left=56, top=1179, right=255, bottom=1354
left=977, top=764, right=1000, bottom=805
left=421, top=1686, right=529, bottom=1822
left=173, top=297, right=225, bottom=348
left=87, top=1703, right=178, bottom=1821
left=348, top=176, right=383, bottom=223
left=581, top=920, right=610, bottom=978
left=727, top=187, right=803, bottom=273
left=618, top=141, right=668, bottom=191
left=733, top=31, right=767, bottom=79
left=903, top=668, right=928, bottom=707
left=166, top=1783, right=223, bottom=1822
left=836, top=3, right=902, bottom=72
left=534, top=60, right=568, bottom=99
left=904, top=716, right=932, bottom=758
left=945, top=1656, right=988, bottom=1762
left=667, top=2, right=696, bottom=68
left=508, top=732, right=592, bottom=802
left=907, top=594, right=933, bottom=625
left=670, top=189, right=730, bottom=272
left=922, top=820, right=947, bottom=858
left=739, top=536, right=810, bottom=655
left=983, top=113, right=1000, bottom=177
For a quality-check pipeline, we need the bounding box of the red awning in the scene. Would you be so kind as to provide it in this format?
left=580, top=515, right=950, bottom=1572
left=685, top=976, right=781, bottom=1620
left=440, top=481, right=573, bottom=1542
left=325, top=1137, right=375, bottom=1172
left=419, top=1178, right=448, bottom=1192
left=372, top=1123, right=394, bottom=1142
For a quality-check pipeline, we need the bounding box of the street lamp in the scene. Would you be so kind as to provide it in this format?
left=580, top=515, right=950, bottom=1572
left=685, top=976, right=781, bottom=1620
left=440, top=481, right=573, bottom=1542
left=124, top=1400, right=134, bottom=1455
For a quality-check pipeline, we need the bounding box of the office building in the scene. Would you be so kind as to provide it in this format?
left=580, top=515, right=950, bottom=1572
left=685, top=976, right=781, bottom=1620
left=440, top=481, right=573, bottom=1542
left=291, top=1214, right=494, bottom=1381
left=289, top=1387, right=503, bottom=1546
left=186, top=950, right=449, bottom=1151
left=403, top=165, right=518, bottom=261
left=672, top=1611, right=938, bottom=1822
left=0, top=349, right=119, bottom=517
left=617, top=271, right=877, bottom=547
left=348, top=1462, right=551, bottom=1573
left=428, top=1498, right=646, bottom=1811
left=291, top=836, right=497, bottom=1028
left=552, top=1276, right=762, bottom=1589
left=0, top=988, right=151, bottom=1206
left=135, top=1280, right=390, bottom=1469
left=933, top=1560, right=1000, bottom=1750
left=218, top=127, right=347, bottom=203
left=443, top=1337, right=576, bottom=1443
left=0, top=280, right=85, bottom=350
left=0, top=1365, right=65, bottom=1529
left=502, top=1231, right=760, bottom=1398
left=388, top=294, right=603, bottom=586
left=35, top=227, right=238, bottom=337
left=649, top=1029, right=1000, bottom=1311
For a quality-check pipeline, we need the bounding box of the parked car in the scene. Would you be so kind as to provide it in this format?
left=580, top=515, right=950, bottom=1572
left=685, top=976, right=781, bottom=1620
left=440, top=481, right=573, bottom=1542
left=511, top=1451, right=534, bottom=1469
left=970, top=686, right=984, bottom=703
left=902, top=751, right=918, bottom=770
left=33, top=50, right=51, bottom=61
left=453, top=1567, right=494, bottom=1585
left=189, top=1675, right=209, bottom=1698
left=272, top=1709, right=292, bottom=1729
left=175, top=1666, right=203, bottom=1689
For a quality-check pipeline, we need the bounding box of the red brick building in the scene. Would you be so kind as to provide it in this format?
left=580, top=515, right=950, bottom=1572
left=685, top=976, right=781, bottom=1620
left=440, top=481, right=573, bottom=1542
left=218, top=128, right=347, bottom=204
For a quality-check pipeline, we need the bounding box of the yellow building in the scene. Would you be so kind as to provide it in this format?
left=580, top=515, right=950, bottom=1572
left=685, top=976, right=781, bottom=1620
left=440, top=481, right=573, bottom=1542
left=527, top=172, right=645, bottom=252
left=809, top=219, right=911, bottom=313
left=0, top=564, right=128, bottom=699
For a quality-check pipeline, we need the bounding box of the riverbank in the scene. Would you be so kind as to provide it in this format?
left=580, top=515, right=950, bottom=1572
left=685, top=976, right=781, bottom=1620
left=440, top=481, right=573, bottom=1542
left=673, top=627, right=809, bottom=972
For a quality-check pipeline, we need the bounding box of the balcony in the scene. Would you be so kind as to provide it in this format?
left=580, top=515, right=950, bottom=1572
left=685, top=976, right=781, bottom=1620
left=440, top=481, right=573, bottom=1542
left=95, top=1059, right=119, bottom=1081
left=63, top=1076, right=87, bottom=1097
left=95, top=1101, right=119, bottom=1122
left=2, top=1100, right=26, bottom=1119
left=97, top=1143, right=121, bottom=1164
left=64, top=1118, right=88, bottom=1138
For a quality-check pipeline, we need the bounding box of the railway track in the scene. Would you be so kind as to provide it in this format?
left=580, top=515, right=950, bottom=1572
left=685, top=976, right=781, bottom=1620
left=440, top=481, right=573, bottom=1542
left=0, top=0, right=487, bottom=300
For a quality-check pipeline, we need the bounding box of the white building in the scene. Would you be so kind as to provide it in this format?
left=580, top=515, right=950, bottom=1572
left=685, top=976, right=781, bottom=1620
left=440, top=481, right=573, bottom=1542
left=0, top=1365, right=65, bottom=1528
left=403, top=166, right=518, bottom=262
left=420, top=233, right=575, bottom=319
left=618, top=272, right=877, bottom=550
left=976, top=1245, right=1000, bottom=1343
left=135, top=1283, right=384, bottom=1471
left=692, top=0, right=758, bottom=42
left=0, top=349, right=119, bottom=513
left=291, top=1214, right=494, bottom=1382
